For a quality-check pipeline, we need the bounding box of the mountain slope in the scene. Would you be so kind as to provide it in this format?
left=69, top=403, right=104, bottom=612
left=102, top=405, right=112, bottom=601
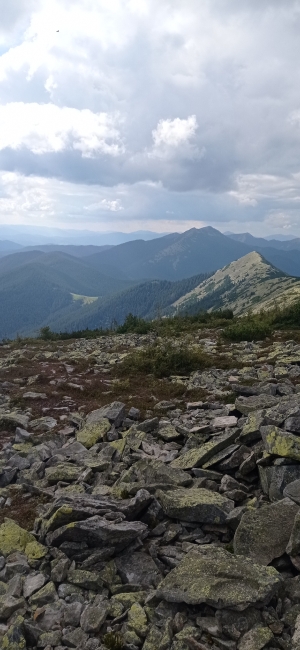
left=86, top=227, right=252, bottom=280
left=173, top=252, right=300, bottom=315
left=43, top=273, right=212, bottom=333
left=21, top=244, right=113, bottom=258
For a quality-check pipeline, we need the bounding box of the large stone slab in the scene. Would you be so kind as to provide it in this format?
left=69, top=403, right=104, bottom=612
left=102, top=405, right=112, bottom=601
left=86, top=402, right=125, bottom=427
left=46, top=516, right=148, bottom=552
left=156, top=488, right=234, bottom=524
left=261, top=426, right=300, bottom=461
left=234, top=498, right=299, bottom=565
left=235, top=395, right=278, bottom=416
left=156, top=547, right=282, bottom=610
left=170, top=429, right=239, bottom=470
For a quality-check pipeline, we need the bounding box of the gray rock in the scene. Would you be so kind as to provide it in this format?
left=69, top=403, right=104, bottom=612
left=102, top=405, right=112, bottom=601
left=234, top=498, right=299, bottom=564
left=30, top=416, right=57, bottom=431
left=23, top=573, right=46, bottom=599
left=80, top=602, right=108, bottom=633
left=64, top=601, right=83, bottom=627
left=62, top=626, right=88, bottom=647
left=171, top=429, right=239, bottom=470
left=156, top=487, right=234, bottom=524
left=115, top=551, right=162, bottom=588
left=86, top=401, right=125, bottom=427
left=67, top=568, right=103, bottom=591
left=261, top=426, right=300, bottom=461
left=156, top=547, right=282, bottom=610
left=259, top=465, right=300, bottom=501
left=238, top=626, right=273, bottom=650
left=46, top=516, right=148, bottom=552
left=235, top=395, right=278, bottom=416
left=284, top=479, right=300, bottom=504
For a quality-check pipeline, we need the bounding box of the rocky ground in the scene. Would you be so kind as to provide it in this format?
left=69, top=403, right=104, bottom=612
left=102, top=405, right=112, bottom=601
left=1, top=332, right=300, bottom=648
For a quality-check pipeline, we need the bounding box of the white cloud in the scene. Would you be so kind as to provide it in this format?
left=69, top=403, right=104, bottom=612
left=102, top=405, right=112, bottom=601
left=0, top=103, right=123, bottom=157
left=151, top=115, right=201, bottom=159
left=152, top=115, right=198, bottom=148
left=85, top=199, right=124, bottom=212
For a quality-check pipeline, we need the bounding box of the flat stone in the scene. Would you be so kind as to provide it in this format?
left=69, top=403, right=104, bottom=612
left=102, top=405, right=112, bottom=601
left=30, top=416, right=57, bottom=431
left=234, top=498, right=299, bottom=565
left=23, top=392, right=47, bottom=399
left=261, top=426, right=300, bottom=461
left=45, top=463, right=82, bottom=484
left=211, top=416, right=238, bottom=429
left=46, top=516, right=148, bottom=552
left=68, top=569, right=102, bottom=591
left=171, top=429, right=239, bottom=470
left=156, top=547, right=282, bottom=610
left=156, top=488, right=234, bottom=524
left=235, top=395, right=278, bottom=416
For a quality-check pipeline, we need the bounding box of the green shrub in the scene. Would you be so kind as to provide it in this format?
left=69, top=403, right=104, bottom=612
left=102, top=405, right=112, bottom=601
left=116, top=313, right=152, bottom=334
left=103, top=632, right=124, bottom=650
left=116, top=342, right=211, bottom=378
left=222, top=319, right=272, bottom=342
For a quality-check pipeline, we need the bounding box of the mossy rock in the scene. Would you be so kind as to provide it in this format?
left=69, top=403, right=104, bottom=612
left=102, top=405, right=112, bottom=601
left=76, top=418, right=111, bottom=449
left=156, top=487, right=233, bottom=524
left=0, top=519, right=46, bottom=560
left=156, top=547, right=282, bottom=609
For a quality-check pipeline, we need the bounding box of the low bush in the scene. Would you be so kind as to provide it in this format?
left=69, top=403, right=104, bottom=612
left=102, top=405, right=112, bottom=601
left=222, top=318, right=272, bottom=342
left=115, top=342, right=211, bottom=378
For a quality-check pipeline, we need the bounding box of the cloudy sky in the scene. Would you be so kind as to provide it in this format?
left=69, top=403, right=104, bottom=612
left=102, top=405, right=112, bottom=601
left=1, top=1, right=300, bottom=235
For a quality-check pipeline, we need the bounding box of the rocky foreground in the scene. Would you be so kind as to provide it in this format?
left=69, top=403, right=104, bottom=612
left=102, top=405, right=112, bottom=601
left=2, top=334, right=300, bottom=648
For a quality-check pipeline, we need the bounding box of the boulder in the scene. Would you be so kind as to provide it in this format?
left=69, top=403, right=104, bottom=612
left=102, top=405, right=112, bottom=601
left=76, top=419, right=111, bottom=449
left=261, top=426, right=300, bottom=461
left=86, top=401, right=125, bottom=427
left=46, top=516, right=148, bottom=552
left=156, top=547, right=282, bottom=610
left=235, top=395, right=278, bottom=416
left=171, top=429, right=239, bottom=470
left=115, top=551, right=162, bottom=588
left=259, top=465, right=300, bottom=501
left=234, top=498, right=299, bottom=564
left=156, top=488, right=234, bottom=524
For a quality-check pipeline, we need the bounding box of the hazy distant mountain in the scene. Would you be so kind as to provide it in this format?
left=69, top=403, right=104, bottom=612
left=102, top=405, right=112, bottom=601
left=173, top=252, right=300, bottom=315
left=0, top=251, right=135, bottom=339
left=21, top=244, right=113, bottom=258
left=227, top=231, right=300, bottom=251
left=86, top=227, right=253, bottom=280
left=0, top=240, right=23, bottom=253
left=0, top=225, right=169, bottom=246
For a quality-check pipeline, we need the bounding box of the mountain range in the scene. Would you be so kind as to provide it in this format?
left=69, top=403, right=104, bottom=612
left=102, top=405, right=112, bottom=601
left=1, top=226, right=300, bottom=339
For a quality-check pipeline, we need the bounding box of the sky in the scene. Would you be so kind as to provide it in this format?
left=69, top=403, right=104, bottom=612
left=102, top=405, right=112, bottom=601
left=1, top=1, right=300, bottom=235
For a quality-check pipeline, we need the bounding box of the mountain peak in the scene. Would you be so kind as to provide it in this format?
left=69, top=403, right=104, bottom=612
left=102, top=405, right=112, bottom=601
left=173, top=251, right=300, bottom=316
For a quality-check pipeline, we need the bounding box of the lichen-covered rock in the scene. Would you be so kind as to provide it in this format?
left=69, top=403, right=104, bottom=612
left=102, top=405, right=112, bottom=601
left=170, top=429, right=239, bottom=470
left=45, top=463, right=82, bottom=483
left=261, top=426, right=300, bottom=461
left=235, top=395, right=278, bottom=415
left=0, top=519, right=46, bottom=561
left=234, top=498, right=299, bottom=564
left=46, top=515, right=148, bottom=552
left=238, top=626, right=273, bottom=650
left=156, top=547, right=282, bottom=610
left=76, top=418, right=111, bottom=449
left=157, top=487, right=234, bottom=524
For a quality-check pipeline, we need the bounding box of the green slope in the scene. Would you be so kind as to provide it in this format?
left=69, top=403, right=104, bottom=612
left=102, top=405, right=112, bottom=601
left=44, top=273, right=212, bottom=333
